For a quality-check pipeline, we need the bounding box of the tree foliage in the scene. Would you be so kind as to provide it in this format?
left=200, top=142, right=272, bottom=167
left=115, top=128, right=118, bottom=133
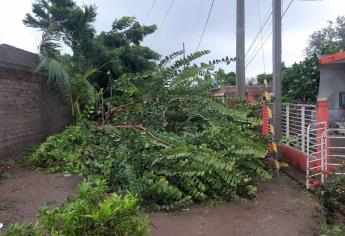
left=256, top=73, right=272, bottom=85
left=282, top=54, right=320, bottom=103
left=24, top=0, right=159, bottom=90
left=28, top=51, right=269, bottom=211
left=306, top=16, right=345, bottom=57
left=213, top=69, right=236, bottom=86
left=3, top=178, right=149, bottom=236
left=280, top=15, right=345, bottom=103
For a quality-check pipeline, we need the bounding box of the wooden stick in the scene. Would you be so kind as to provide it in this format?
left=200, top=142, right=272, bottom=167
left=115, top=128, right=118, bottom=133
left=102, top=99, right=145, bottom=125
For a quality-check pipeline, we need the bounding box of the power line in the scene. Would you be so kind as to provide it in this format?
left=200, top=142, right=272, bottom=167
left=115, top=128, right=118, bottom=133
left=282, top=0, right=295, bottom=17
left=196, top=0, right=215, bottom=51
left=245, top=0, right=295, bottom=69
left=192, top=0, right=205, bottom=36
left=246, top=30, right=272, bottom=68
left=245, top=4, right=272, bottom=58
left=245, top=21, right=272, bottom=65
left=144, top=0, right=157, bottom=24
left=150, top=0, right=175, bottom=46
left=257, top=0, right=267, bottom=77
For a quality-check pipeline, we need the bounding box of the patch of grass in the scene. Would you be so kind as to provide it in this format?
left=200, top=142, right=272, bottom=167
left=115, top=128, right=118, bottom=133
left=0, top=171, right=11, bottom=179
left=319, top=221, right=344, bottom=236
left=2, top=178, right=150, bottom=236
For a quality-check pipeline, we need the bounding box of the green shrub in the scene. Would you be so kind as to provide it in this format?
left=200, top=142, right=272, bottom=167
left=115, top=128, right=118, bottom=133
left=3, top=224, right=39, bottom=236
left=319, top=221, right=345, bottom=236
left=317, top=175, right=345, bottom=224
left=2, top=179, right=149, bottom=236
left=28, top=120, right=95, bottom=173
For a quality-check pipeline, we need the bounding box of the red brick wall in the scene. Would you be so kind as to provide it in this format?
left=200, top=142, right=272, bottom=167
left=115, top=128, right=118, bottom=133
left=0, top=58, right=71, bottom=160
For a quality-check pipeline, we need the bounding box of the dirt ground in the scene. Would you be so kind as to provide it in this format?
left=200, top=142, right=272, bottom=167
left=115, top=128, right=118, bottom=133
left=0, top=167, right=322, bottom=236
left=149, top=174, right=323, bottom=236
left=0, top=166, right=82, bottom=228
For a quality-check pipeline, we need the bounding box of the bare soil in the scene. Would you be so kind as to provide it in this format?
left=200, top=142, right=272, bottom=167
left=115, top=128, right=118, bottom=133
left=149, top=174, right=323, bottom=236
left=0, top=167, right=323, bottom=236
left=0, top=166, right=82, bottom=228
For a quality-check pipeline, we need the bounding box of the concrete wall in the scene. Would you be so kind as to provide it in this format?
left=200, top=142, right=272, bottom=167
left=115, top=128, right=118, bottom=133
left=319, top=63, right=345, bottom=123
left=0, top=44, right=71, bottom=160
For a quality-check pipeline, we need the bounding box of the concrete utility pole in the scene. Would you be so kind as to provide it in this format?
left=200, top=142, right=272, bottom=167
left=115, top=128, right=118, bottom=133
left=272, top=0, right=282, bottom=139
left=236, top=0, right=245, bottom=97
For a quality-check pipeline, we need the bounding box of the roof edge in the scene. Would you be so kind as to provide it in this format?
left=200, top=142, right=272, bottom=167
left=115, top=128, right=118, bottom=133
left=320, top=51, right=345, bottom=65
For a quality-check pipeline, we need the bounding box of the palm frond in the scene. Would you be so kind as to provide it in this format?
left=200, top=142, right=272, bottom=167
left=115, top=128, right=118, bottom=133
left=39, top=23, right=62, bottom=58
left=36, top=55, right=70, bottom=87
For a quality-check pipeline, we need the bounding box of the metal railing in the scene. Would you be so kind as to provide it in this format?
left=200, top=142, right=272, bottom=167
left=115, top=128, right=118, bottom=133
left=306, top=122, right=328, bottom=189
left=282, top=104, right=316, bottom=153
left=327, top=128, right=345, bottom=175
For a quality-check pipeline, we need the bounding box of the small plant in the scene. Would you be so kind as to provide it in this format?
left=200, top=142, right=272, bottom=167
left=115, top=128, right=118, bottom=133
left=0, top=171, right=11, bottom=179
left=2, top=178, right=150, bottom=236
left=2, top=224, right=38, bottom=236
left=317, top=175, right=345, bottom=220
left=319, top=221, right=345, bottom=236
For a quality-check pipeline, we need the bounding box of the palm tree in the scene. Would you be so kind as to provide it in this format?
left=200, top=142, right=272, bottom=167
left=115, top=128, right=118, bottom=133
left=36, top=25, right=96, bottom=117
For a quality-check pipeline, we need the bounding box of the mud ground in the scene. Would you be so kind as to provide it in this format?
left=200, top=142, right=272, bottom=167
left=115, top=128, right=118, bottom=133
left=0, top=167, right=322, bottom=236
left=0, top=166, right=82, bottom=228
left=150, top=174, right=323, bottom=236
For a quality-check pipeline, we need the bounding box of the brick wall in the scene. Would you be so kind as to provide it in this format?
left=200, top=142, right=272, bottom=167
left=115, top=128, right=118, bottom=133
left=0, top=44, right=71, bottom=160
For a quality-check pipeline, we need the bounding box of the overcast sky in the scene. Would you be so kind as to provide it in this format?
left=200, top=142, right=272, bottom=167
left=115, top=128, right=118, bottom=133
left=1, top=0, right=345, bottom=80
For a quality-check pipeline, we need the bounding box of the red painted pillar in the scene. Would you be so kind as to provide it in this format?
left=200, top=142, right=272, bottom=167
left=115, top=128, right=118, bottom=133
left=316, top=99, right=329, bottom=124
left=316, top=99, right=329, bottom=175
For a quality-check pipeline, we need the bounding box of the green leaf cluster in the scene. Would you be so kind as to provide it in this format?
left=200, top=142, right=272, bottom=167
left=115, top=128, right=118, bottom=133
left=2, top=178, right=149, bottom=236
left=282, top=55, right=320, bottom=103
left=24, top=0, right=159, bottom=90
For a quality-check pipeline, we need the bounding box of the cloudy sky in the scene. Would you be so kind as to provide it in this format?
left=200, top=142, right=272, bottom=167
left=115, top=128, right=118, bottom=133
left=1, top=0, right=345, bottom=79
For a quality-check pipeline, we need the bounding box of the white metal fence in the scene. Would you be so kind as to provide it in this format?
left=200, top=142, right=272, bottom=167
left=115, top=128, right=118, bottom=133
left=282, top=104, right=316, bottom=153
left=327, top=128, right=345, bottom=175
left=280, top=104, right=329, bottom=188
left=275, top=103, right=345, bottom=189
left=306, top=122, right=328, bottom=189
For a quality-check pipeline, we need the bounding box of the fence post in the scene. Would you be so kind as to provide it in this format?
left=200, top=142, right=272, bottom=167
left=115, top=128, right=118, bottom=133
left=306, top=125, right=311, bottom=189
left=286, top=104, right=290, bottom=144
left=321, top=130, right=326, bottom=183
left=301, top=106, right=306, bottom=152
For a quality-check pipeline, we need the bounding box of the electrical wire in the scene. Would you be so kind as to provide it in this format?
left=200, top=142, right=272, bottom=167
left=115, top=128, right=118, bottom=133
left=245, top=0, right=295, bottom=69
left=245, top=4, right=272, bottom=58
left=246, top=30, right=272, bottom=68
left=196, top=0, right=215, bottom=51
left=144, top=0, right=157, bottom=24
left=282, top=0, right=295, bottom=17
left=245, top=20, right=272, bottom=64
left=150, top=0, right=175, bottom=46
left=257, top=0, right=267, bottom=78
left=192, top=0, right=205, bottom=36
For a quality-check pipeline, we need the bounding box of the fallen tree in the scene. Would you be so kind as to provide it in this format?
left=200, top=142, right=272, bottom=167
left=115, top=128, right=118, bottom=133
left=28, top=51, right=269, bottom=211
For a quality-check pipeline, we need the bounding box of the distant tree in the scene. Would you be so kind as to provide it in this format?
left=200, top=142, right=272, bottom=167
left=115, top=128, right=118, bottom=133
left=24, top=0, right=159, bottom=90
left=256, top=73, right=273, bottom=85
left=306, top=16, right=345, bottom=57
left=281, top=16, right=345, bottom=103
left=247, top=78, right=257, bottom=86
left=282, top=55, right=320, bottom=104
left=214, top=69, right=236, bottom=86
